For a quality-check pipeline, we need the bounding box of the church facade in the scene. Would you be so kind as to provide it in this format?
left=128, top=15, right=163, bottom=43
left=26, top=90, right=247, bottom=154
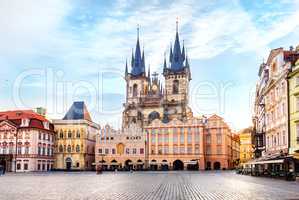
left=95, top=23, right=239, bottom=171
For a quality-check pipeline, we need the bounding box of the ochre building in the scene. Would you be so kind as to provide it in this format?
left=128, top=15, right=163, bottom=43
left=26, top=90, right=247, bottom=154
left=53, top=101, right=99, bottom=170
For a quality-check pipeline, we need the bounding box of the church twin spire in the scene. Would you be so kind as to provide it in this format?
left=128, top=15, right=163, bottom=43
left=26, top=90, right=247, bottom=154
left=126, top=20, right=190, bottom=78
left=130, top=25, right=146, bottom=76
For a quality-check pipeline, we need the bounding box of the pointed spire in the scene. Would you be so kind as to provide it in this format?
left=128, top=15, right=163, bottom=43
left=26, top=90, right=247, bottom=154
left=141, top=47, right=145, bottom=73
left=171, top=19, right=183, bottom=71
left=131, top=25, right=143, bottom=76
left=148, top=64, right=151, bottom=80
left=182, top=40, right=185, bottom=62
left=131, top=48, right=134, bottom=68
left=163, top=53, right=167, bottom=71
left=125, top=59, right=128, bottom=76
left=169, top=44, right=173, bottom=63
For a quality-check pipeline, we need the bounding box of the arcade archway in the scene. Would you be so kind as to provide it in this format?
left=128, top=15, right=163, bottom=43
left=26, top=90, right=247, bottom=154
left=173, top=160, right=184, bottom=170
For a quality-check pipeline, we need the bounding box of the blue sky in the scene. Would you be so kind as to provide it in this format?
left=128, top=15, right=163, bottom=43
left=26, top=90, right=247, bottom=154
left=0, top=0, right=299, bottom=131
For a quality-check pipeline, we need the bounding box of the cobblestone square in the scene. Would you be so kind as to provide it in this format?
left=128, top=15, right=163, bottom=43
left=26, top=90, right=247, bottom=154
left=0, top=171, right=298, bottom=200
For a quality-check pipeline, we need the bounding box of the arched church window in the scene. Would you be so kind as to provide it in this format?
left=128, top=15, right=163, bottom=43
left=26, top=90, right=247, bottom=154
left=133, top=84, right=138, bottom=97
left=173, top=80, right=179, bottom=94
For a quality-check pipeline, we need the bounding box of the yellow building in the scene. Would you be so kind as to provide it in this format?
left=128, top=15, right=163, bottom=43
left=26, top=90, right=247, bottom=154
left=288, top=57, right=299, bottom=165
left=239, top=127, right=253, bottom=164
left=52, top=102, right=100, bottom=170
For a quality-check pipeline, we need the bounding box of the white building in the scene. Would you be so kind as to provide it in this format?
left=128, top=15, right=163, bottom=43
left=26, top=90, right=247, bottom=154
left=0, top=110, right=55, bottom=172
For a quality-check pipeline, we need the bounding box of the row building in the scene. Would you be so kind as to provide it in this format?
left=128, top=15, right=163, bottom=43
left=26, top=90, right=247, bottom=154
left=252, top=46, right=299, bottom=175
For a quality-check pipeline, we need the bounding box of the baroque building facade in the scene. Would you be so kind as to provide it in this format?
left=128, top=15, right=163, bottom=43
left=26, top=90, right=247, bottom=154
left=0, top=110, right=55, bottom=172
left=53, top=101, right=99, bottom=171
left=252, top=46, right=299, bottom=175
left=95, top=23, right=239, bottom=171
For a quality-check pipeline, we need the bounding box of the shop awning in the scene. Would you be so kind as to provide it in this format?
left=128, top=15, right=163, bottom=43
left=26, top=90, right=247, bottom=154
left=110, top=162, right=119, bottom=166
left=249, top=159, right=284, bottom=165
left=184, top=161, right=198, bottom=165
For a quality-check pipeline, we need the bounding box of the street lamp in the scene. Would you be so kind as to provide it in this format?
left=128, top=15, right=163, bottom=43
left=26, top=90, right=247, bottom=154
left=14, top=130, right=18, bottom=173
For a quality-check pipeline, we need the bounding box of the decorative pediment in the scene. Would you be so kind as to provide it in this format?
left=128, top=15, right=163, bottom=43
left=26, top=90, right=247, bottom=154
left=0, top=120, right=17, bottom=131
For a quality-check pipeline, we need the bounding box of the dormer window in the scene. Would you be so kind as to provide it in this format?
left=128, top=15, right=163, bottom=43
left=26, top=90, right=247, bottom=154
left=21, top=118, right=30, bottom=127
left=43, top=121, right=49, bottom=130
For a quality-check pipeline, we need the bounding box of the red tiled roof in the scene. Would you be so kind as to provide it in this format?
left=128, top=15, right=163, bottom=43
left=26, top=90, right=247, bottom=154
left=0, top=110, right=48, bottom=122
left=0, top=110, right=54, bottom=131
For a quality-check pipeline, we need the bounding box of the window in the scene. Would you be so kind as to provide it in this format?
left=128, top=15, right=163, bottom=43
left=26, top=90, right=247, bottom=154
left=67, top=145, right=71, bottom=153
left=277, top=133, right=280, bottom=145
left=296, top=76, right=299, bottom=86
left=38, top=147, right=41, bottom=155
left=24, top=163, right=28, bottom=170
left=17, top=146, right=22, bottom=154
left=173, top=146, right=178, bottom=154
left=68, top=130, right=72, bottom=138
left=76, top=130, right=80, bottom=138
left=43, top=134, right=46, bottom=140
left=17, top=163, right=21, bottom=170
left=217, top=134, right=222, bottom=145
left=125, top=148, right=130, bottom=154
left=60, top=131, right=64, bottom=139
left=187, top=146, right=192, bottom=154
left=217, top=146, right=222, bottom=154
left=158, top=146, right=162, bottom=154
left=76, top=162, right=80, bottom=168
left=25, top=146, right=29, bottom=154
left=76, top=145, right=80, bottom=152
left=164, top=133, right=169, bottom=143
left=187, top=128, right=192, bottom=144
left=172, top=80, right=179, bottom=94
left=140, top=148, right=144, bottom=154
left=180, top=132, right=185, bottom=144
left=195, top=132, right=200, bottom=143
left=133, top=148, right=137, bottom=154
left=133, top=84, right=138, bottom=97
left=38, top=132, right=41, bottom=140
left=164, top=146, right=169, bottom=154
left=59, top=145, right=63, bottom=153
left=195, top=145, right=200, bottom=154
left=158, top=134, right=163, bottom=143
left=296, top=97, right=299, bottom=112
left=112, top=148, right=116, bottom=154
left=151, top=133, right=156, bottom=144
left=206, top=146, right=211, bottom=155
left=104, top=148, right=109, bottom=154
left=206, top=135, right=211, bottom=144
left=37, top=164, right=41, bottom=170
left=98, top=148, right=102, bottom=154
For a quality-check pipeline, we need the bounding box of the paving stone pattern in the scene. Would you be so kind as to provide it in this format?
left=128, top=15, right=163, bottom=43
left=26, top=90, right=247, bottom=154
left=0, top=171, right=298, bottom=200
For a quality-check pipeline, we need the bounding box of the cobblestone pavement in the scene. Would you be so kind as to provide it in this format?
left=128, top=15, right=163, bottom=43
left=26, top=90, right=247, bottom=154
left=0, top=171, right=298, bottom=200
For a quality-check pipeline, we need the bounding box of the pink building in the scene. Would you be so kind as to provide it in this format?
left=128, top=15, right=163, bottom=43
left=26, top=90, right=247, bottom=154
left=0, top=110, right=55, bottom=172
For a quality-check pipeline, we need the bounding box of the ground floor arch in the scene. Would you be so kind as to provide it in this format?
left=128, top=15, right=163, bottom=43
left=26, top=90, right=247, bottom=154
left=187, top=160, right=199, bottom=170
left=173, top=160, right=184, bottom=170
left=125, top=159, right=133, bottom=171
left=65, top=157, right=72, bottom=171
left=161, top=160, right=169, bottom=171
left=214, top=162, right=221, bottom=170
left=206, top=161, right=211, bottom=170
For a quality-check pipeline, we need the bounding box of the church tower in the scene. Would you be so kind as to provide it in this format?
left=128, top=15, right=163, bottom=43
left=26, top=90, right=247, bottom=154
left=123, top=27, right=149, bottom=128
left=162, top=20, right=192, bottom=121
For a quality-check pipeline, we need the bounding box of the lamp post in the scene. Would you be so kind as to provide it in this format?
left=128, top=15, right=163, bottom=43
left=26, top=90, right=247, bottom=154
left=14, top=130, right=18, bottom=173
